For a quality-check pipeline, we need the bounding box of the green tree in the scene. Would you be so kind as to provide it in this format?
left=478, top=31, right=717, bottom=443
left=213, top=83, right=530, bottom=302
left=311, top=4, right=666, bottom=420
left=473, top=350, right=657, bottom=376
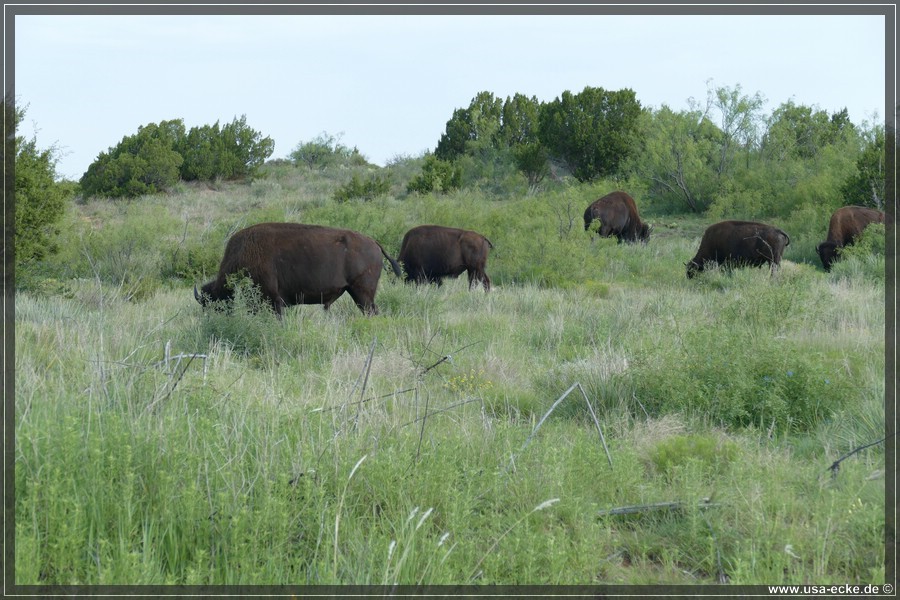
left=500, top=94, right=548, bottom=191
left=761, top=101, right=857, bottom=162
left=217, top=115, right=275, bottom=179
left=80, top=119, right=185, bottom=198
left=499, top=93, right=541, bottom=147
left=178, top=116, right=274, bottom=181
left=538, top=86, right=642, bottom=182
left=406, top=153, right=461, bottom=194
left=177, top=122, right=222, bottom=181
left=435, top=91, right=504, bottom=162
left=625, top=106, right=721, bottom=213
left=512, top=141, right=550, bottom=192
left=9, top=97, right=72, bottom=278
left=434, top=107, right=471, bottom=161
left=290, top=131, right=365, bottom=170
left=333, top=173, right=392, bottom=202
left=840, top=123, right=885, bottom=209
left=697, top=83, right=766, bottom=178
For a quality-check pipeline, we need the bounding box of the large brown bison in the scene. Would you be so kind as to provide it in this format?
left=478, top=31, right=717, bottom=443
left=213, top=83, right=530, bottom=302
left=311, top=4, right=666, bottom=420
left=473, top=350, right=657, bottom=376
left=686, top=220, right=790, bottom=279
left=397, top=225, right=493, bottom=291
left=583, top=191, right=650, bottom=243
left=816, top=206, right=885, bottom=272
left=194, top=222, right=401, bottom=317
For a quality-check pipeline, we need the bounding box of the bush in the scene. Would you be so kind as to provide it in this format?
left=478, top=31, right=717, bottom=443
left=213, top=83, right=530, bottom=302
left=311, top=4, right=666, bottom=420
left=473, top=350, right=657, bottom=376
left=290, top=132, right=368, bottom=171
left=81, top=117, right=274, bottom=198
left=406, top=154, right=462, bottom=194
left=648, top=433, right=737, bottom=480
left=196, top=275, right=280, bottom=358
left=80, top=120, right=185, bottom=199
left=177, top=116, right=274, bottom=182
left=333, top=173, right=392, bottom=202
left=11, top=99, right=73, bottom=286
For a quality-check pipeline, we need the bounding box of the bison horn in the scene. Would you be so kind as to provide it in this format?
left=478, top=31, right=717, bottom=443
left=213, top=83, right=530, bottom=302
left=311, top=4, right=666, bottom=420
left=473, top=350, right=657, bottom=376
left=194, top=285, right=202, bottom=304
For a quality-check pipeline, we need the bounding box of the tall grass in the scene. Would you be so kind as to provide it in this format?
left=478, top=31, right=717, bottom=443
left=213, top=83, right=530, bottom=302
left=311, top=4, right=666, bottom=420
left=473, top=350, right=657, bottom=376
left=15, top=165, right=886, bottom=586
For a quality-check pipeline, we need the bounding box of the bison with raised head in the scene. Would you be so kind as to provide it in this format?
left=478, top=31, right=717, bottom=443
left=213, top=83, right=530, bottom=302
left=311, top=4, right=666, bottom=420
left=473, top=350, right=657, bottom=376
left=686, top=220, right=790, bottom=279
left=583, top=191, right=650, bottom=243
left=194, top=222, right=401, bottom=317
left=816, top=206, right=885, bottom=272
left=397, top=225, right=493, bottom=291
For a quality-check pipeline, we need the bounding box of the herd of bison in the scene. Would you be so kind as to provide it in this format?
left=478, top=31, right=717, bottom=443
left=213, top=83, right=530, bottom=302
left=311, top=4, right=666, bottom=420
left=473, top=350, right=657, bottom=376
left=193, top=191, right=886, bottom=317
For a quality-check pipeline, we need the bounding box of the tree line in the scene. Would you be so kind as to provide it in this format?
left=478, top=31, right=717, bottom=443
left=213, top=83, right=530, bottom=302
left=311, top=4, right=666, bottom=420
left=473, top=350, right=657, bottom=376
left=8, top=82, right=886, bottom=285
left=423, top=84, right=885, bottom=215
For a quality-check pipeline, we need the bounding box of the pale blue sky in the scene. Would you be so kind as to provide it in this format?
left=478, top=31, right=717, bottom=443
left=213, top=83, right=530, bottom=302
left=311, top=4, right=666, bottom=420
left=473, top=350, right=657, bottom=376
left=13, top=13, right=888, bottom=181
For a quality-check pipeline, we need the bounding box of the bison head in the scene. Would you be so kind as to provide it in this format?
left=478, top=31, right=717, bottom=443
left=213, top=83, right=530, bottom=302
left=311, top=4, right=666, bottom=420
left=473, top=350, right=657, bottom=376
left=816, top=241, right=839, bottom=272
left=685, top=260, right=701, bottom=279
left=194, top=285, right=208, bottom=306
left=639, top=223, right=651, bottom=243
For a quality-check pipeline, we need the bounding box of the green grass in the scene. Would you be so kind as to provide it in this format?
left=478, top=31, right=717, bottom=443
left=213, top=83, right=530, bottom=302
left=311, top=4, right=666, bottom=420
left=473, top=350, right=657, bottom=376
left=15, top=164, right=886, bottom=586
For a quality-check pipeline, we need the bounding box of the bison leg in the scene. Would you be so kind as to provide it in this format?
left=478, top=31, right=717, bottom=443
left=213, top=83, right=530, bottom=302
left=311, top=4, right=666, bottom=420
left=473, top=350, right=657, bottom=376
left=266, top=291, right=287, bottom=320
left=347, top=288, right=378, bottom=315
left=259, top=292, right=285, bottom=320
left=480, top=271, right=491, bottom=292
left=467, top=269, right=491, bottom=292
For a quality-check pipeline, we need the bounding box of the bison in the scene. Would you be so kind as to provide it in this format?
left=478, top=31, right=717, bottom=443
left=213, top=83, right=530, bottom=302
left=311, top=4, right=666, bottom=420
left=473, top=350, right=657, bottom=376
left=194, top=222, right=401, bottom=317
left=583, top=191, right=650, bottom=243
left=816, top=206, right=885, bottom=272
left=686, top=220, right=790, bottom=279
left=397, top=225, right=493, bottom=291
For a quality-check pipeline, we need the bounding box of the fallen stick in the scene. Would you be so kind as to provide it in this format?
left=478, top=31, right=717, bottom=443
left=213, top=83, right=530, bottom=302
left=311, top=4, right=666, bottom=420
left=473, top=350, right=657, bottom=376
left=827, top=433, right=893, bottom=478
left=597, top=497, right=719, bottom=517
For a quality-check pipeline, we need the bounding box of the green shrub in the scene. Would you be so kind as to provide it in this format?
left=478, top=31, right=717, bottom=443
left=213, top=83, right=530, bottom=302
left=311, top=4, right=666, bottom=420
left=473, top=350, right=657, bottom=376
left=12, top=99, right=73, bottom=286
left=333, top=173, right=392, bottom=202
left=81, top=117, right=274, bottom=199
left=648, top=433, right=737, bottom=480
left=830, top=223, right=885, bottom=281
left=80, top=120, right=185, bottom=198
left=407, top=154, right=462, bottom=194
left=290, top=131, right=367, bottom=171
left=177, top=116, right=275, bottom=182
left=195, top=275, right=281, bottom=358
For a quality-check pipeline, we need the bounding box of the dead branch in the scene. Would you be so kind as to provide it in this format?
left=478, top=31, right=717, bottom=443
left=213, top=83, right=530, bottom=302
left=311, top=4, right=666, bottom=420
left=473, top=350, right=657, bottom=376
left=828, top=434, right=892, bottom=478
left=597, top=497, right=719, bottom=517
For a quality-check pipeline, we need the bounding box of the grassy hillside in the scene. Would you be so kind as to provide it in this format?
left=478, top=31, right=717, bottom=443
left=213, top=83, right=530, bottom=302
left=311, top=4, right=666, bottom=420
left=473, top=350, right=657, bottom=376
left=15, top=164, right=886, bottom=586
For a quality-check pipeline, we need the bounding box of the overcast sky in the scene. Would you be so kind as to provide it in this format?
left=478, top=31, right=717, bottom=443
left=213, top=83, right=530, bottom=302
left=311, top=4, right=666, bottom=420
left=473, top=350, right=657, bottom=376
left=13, top=11, right=888, bottom=181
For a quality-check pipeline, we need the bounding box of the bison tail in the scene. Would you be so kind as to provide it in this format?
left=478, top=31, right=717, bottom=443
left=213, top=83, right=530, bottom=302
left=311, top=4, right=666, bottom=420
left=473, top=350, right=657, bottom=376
left=485, top=236, right=494, bottom=249
left=781, top=229, right=791, bottom=247
left=377, top=243, right=403, bottom=277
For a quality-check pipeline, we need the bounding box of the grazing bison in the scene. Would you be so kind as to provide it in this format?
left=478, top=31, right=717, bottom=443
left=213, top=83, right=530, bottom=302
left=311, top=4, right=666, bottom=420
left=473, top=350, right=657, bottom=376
left=686, top=220, right=790, bottom=279
left=194, top=222, right=401, bottom=317
left=816, top=206, right=885, bottom=272
left=397, top=225, right=493, bottom=291
left=583, top=191, right=650, bottom=243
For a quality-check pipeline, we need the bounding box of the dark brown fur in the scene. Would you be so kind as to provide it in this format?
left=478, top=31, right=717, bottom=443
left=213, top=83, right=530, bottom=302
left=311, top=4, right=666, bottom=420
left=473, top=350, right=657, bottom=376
left=583, top=191, right=650, bottom=243
left=194, top=222, right=401, bottom=317
left=397, top=225, right=493, bottom=291
left=686, top=220, right=790, bottom=279
left=816, top=206, right=885, bottom=272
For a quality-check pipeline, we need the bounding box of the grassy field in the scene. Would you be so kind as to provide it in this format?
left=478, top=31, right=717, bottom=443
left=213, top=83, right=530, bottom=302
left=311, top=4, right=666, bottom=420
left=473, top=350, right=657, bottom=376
left=14, top=164, right=887, bottom=587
